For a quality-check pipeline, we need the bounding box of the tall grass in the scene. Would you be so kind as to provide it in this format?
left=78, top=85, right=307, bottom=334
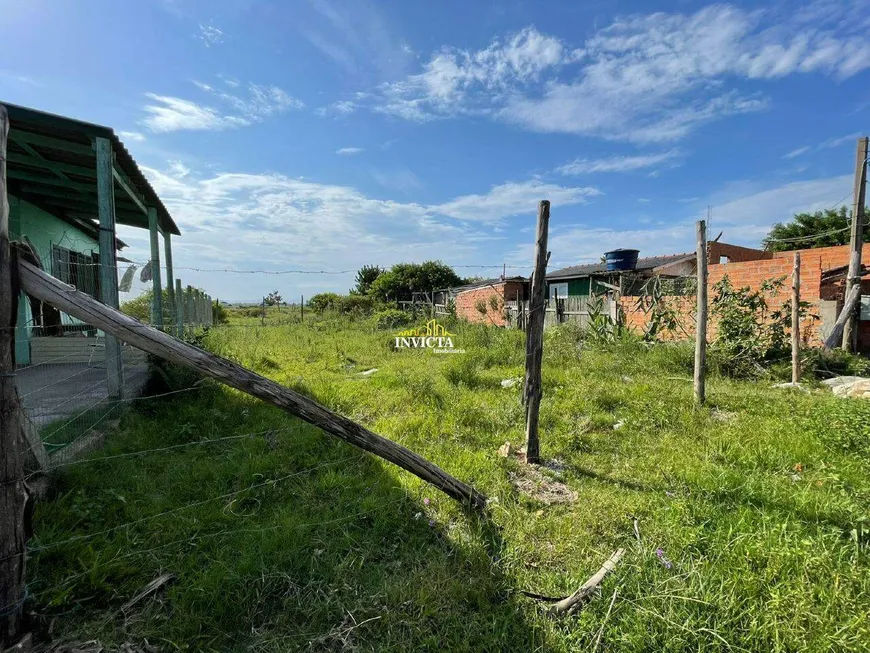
left=27, top=316, right=870, bottom=651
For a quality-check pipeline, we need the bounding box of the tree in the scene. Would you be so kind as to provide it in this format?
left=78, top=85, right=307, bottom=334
left=264, top=290, right=283, bottom=307
left=368, top=261, right=463, bottom=302
left=763, top=206, right=869, bottom=252
left=352, top=265, right=384, bottom=295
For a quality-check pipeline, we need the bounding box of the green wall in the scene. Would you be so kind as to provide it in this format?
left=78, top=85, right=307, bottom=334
left=11, top=196, right=100, bottom=365
left=547, top=276, right=610, bottom=298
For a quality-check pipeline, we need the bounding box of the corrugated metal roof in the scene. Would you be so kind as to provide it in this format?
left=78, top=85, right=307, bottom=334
left=2, top=102, right=180, bottom=236
left=446, top=276, right=527, bottom=294
left=547, top=252, right=694, bottom=279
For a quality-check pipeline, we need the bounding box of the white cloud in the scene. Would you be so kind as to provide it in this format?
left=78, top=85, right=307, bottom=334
left=557, top=150, right=680, bottom=175
left=783, top=146, right=811, bottom=159
left=336, top=147, right=364, bottom=155
left=142, top=82, right=303, bottom=133
left=432, top=180, right=600, bottom=223
left=118, top=130, right=146, bottom=143
left=135, top=161, right=598, bottom=299
left=197, top=24, right=225, bottom=47
left=358, top=5, right=870, bottom=142
left=142, top=94, right=250, bottom=132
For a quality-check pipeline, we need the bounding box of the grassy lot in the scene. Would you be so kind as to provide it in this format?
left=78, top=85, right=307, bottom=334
left=28, top=313, right=870, bottom=651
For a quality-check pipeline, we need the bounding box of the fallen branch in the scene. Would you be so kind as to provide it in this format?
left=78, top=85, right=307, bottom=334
left=551, top=549, right=625, bottom=614
left=524, top=549, right=626, bottom=614
left=824, top=284, right=861, bottom=351
left=16, top=258, right=487, bottom=511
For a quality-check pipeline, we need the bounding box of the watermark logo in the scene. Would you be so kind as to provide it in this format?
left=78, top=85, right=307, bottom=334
left=394, top=319, right=464, bottom=354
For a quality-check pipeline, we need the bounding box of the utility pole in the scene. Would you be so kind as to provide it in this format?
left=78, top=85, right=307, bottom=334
left=842, top=137, right=868, bottom=351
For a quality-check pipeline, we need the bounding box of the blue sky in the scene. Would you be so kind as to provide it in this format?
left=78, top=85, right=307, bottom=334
left=2, top=0, right=869, bottom=301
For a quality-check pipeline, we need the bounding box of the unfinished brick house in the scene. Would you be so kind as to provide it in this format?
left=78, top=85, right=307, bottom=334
left=437, top=277, right=528, bottom=326
left=620, top=242, right=870, bottom=351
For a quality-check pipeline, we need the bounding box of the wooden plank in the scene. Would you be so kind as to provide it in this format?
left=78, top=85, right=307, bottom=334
left=524, top=200, right=550, bottom=464
left=16, top=258, right=487, bottom=510
left=6, top=151, right=97, bottom=179
left=9, top=130, right=94, bottom=157
left=6, top=167, right=97, bottom=192
left=0, top=104, right=27, bottom=647
left=792, top=252, right=801, bottom=384
left=694, top=219, right=708, bottom=405
left=842, top=137, right=868, bottom=351
left=113, top=166, right=148, bottom=215
left=95, top=136, right=124, bottom=399
left=147, top=207, right=164, bottom=328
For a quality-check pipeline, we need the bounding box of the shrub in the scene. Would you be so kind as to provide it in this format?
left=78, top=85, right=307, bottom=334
left=335, top=294, right=375, bottom=316
left=709, top=275, right=809, bottom=378
left=308, top=293, right=341, bottom=312
left=371, top=309, right=411, bottom=330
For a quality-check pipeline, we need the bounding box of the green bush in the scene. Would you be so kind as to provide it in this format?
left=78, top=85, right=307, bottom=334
left=335, top=294, right=375, bottom=316
left=709, top=275, right=809, bottom=378
left=371, top=309, right=411, bottom=330
left=308, top=292, right=341, bottom=312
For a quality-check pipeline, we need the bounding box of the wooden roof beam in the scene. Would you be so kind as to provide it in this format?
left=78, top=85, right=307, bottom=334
left=112, top=166, right=147, bottom=215
left=8, top=130, right=94, bottom=157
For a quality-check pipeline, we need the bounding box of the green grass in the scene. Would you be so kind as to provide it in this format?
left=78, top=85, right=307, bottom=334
left=27, top=315, right=870, bottom=651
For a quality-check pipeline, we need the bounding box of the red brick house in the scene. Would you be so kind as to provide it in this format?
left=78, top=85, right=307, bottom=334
left=442, top=277, right=528, bottom=326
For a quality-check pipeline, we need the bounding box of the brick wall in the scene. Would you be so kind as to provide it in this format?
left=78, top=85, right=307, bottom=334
left=455, top=283, right=505, bottom=326
left=621, top=243, right=870, bottom=348
left=708, top=242, right=771, bottom=265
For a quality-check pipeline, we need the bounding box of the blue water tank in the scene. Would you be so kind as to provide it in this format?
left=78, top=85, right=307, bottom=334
left=604, top=248, right=640, bottom=271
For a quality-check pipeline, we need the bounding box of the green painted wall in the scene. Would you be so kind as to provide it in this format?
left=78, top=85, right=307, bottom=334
left=11, top=196, right=100, bottom=365
left=548, top=276, right=610, bottom=298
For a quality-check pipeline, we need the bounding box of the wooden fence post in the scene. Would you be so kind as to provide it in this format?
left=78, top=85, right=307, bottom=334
left=0, top=103, right=27, bottom=648
left=792, top=252, right=801, bottom=384
left=175, top=278, right=183, bottom=337
left=694, top=219, right=708, bottom=405
left=524, top=200, right=550, bottom=464
left=300, top=295, right=304, bottom=323
left=184, top=286, right=193, bottom=335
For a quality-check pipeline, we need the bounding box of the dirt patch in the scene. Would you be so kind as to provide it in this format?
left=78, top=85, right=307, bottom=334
left=509, top=465, right=577, bottom=505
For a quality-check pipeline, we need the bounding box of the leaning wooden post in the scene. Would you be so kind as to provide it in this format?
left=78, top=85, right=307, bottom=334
left=301, top=295, right=304, bottom=322
left=0, top=104, right=27, bottom=649
left=843, top=137, right=868, bottom=351
left=694, top=219, right=708, bottom=405
left=16, top=258, right=487, bottom=510
left=95, top=137, right=124, bottom=398
left=523, top=200, right=550, bottom=464
left=792, top=251, right=801, bottom=385
left=163, top=231, right=175, bottom=330
left=175, top=278, right=183, bottom=337
left=147, top=207, right=163, bottom=329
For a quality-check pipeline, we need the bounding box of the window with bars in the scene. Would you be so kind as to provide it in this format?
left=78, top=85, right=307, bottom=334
left=51, top=245, right=100, bottom=299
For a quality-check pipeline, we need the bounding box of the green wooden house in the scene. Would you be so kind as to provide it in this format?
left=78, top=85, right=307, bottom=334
left=4, top=103, right=180, bottom=377
left=546, top=252, right=696, bottom=299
